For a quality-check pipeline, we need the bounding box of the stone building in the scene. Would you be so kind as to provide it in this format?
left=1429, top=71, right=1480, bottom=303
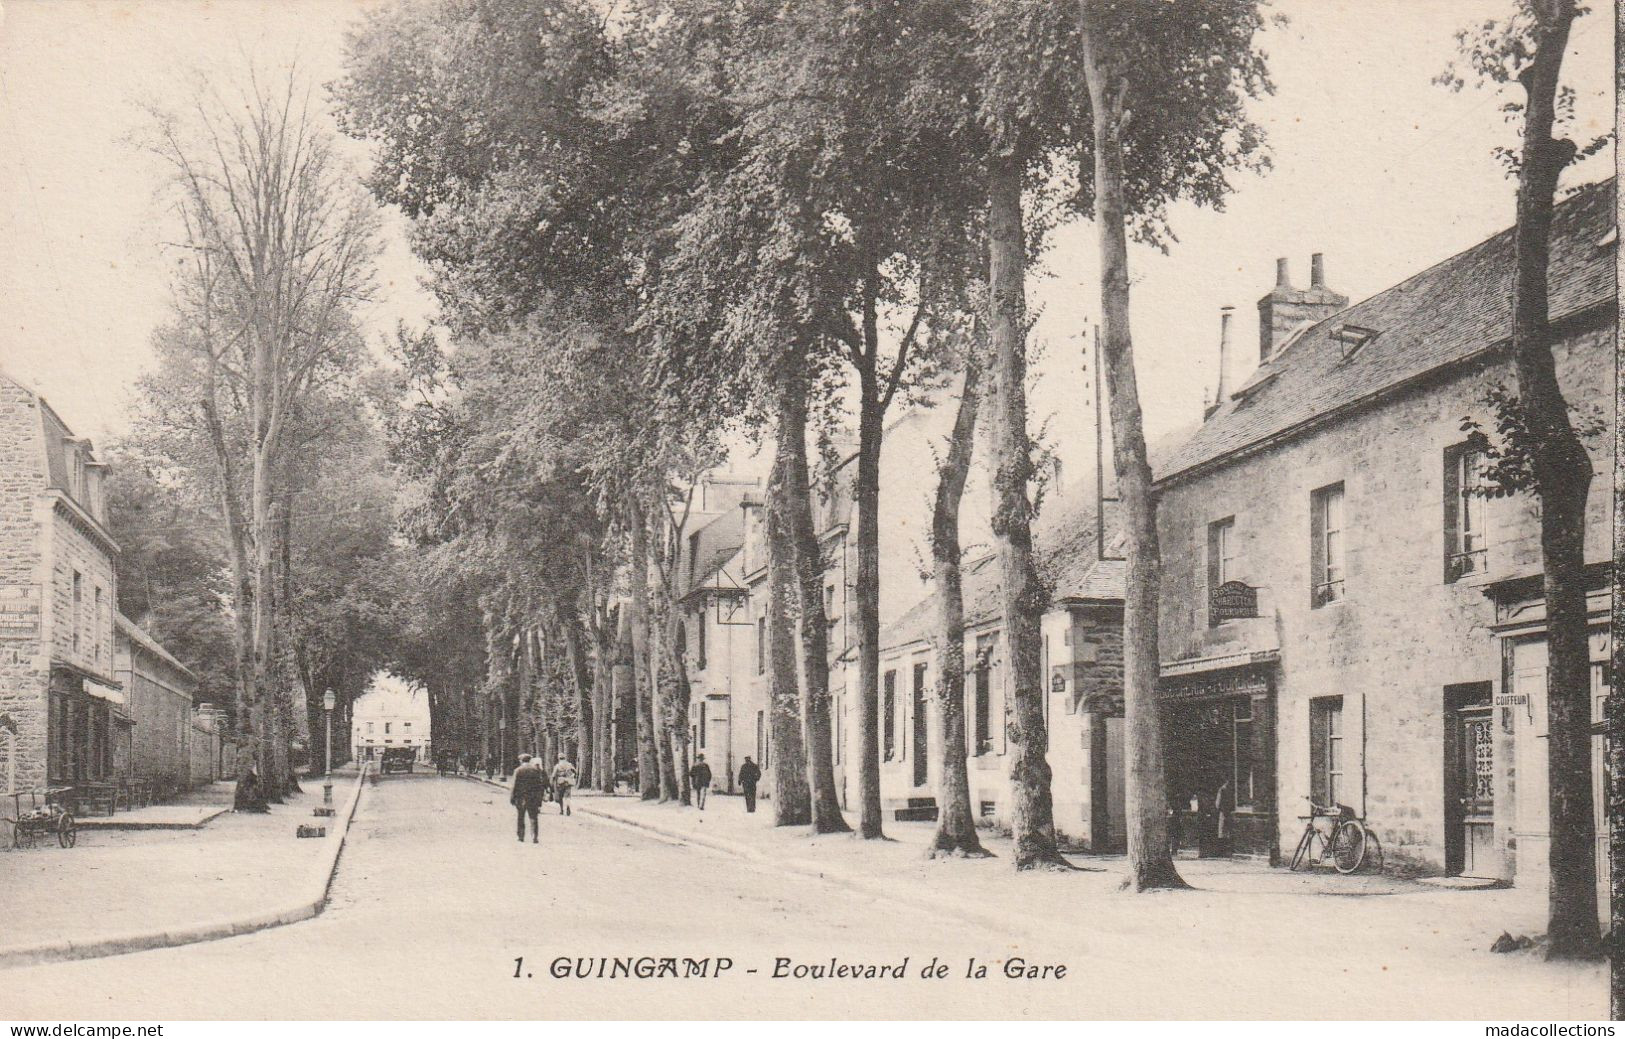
left=0, top=370, right=121, bottom=795
left=1153, top=180, right=1614, bottom=904
left=113, top=611, right=201, bottom=795
left=876, top=487, right=1127, bottom=847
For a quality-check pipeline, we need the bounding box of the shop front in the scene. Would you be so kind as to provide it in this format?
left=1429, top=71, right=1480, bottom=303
left=1159, top=653, right=1279, bottom=862
left=47, top=664, right=124, bottom=786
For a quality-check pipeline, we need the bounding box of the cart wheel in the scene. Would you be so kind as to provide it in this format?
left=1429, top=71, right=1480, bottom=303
left=58, top=814, right=76, bottom=848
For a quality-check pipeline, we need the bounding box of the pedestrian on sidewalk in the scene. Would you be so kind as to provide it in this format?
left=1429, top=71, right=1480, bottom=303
left=510, top=753, right=546, bottom=843
left=688, top=754, right=712, bottom=810
left=737, top=756, right=761, bottom=813
left=551, top=756, right=577, bottom=816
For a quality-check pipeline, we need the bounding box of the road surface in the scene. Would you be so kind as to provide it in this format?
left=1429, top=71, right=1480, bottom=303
left=2, top=775, right=1603, bottom=1019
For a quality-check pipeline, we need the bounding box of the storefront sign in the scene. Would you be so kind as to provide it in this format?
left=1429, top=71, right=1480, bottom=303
left=1209, top=581, right=1259, bottom=622
left=0, top=587, right=41, bottom=641
left=1493, top=693, right=1528, bottom=707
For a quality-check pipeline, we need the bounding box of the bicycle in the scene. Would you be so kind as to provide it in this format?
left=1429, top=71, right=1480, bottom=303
left=1289, top=798, right=1382, bottom=874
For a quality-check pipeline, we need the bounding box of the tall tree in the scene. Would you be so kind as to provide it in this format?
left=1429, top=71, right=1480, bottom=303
left=1443, top=0, right=1609, bottom=959
left=141, top=69, right=379, bottom=803
left=928, top=331, right=991, bottom=858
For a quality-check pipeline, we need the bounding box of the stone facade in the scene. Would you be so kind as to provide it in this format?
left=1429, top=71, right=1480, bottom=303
left=115, top=612, right=201, bottom=793
left=1154, top=181, right=1614, bottom=885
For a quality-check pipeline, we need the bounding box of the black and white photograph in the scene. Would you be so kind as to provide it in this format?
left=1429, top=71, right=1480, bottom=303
left=0, top=0, right=1620, bottom=1025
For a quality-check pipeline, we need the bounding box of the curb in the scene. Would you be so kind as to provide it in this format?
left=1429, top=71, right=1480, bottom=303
left=77, top=807, right=231, bottom=831
left=0, top=765, right=370, bottom=971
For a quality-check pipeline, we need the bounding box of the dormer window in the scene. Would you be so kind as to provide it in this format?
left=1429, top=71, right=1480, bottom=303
left=1331, top=324, right=1380, bottom=360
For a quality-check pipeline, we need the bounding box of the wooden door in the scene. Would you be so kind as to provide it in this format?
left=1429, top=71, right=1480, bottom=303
left=1458, top=707, right=1495, bottom=877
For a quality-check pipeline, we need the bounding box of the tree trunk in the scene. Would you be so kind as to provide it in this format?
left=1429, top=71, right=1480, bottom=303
left=784, top=373, right=852, bottom=834
left=611, top=605, right=634, bottom=791
left=594, top=606, right=616, bottom=791
left=647, top=561, right=679, bottom=802
left=929, top=351, right=990, bottom=858
left=853, top=316, right=886, bottom=838
left=1078, top=6, right=1186, bottom=890
left=562, top=606, right=594, bottom=789
left=1511, top=0, right=1598, bottom=960
left=627, top=497, right=661, bottom=800
left=765, top=413, right=811, bottom=826
left=986, top=148, right=1065, bottom=871
left=662, top=605, right=694, bottom=806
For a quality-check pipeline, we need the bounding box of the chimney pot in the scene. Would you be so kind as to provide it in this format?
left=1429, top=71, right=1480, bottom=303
left=1208, top=306, right=1236, bottom=420
left=1275, top=257, right=1291, bottom=287
left=1310, top=253, right=1326, bottom=288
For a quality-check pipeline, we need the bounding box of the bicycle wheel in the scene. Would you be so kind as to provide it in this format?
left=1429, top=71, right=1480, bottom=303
left=58, top=814, right=76, bottom=849
left=1332, top=820, right=1367, bottom=873
left=1289, top=827, right=1317, bottom=871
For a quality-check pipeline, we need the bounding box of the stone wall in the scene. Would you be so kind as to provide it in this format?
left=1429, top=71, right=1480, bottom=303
left=0, top=378, right=48, bottom=793
left=1156, top=323, right=1613, bottom=871
left=47, top=511, right=117, bottom=681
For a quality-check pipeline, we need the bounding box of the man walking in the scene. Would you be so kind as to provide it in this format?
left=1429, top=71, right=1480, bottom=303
left=688, top=753, right=713, bottom=810
left=510, top=753, right=546, bottom=843
left=551, top=756, right=577, bottom=816
left=737, top=755, right=761, bottom=813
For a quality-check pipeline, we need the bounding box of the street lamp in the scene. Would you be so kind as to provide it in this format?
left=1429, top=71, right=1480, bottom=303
left=322, top=689, right=336, bottom=807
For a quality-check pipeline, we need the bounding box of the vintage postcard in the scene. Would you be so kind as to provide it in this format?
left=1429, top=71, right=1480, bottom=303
left=0, top=0, right=1618, bottom=1026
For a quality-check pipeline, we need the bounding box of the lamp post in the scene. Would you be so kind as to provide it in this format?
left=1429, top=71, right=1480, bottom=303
left=498, top=715, right=507, bottom=776
left=322, top=689, right=336, bottom=807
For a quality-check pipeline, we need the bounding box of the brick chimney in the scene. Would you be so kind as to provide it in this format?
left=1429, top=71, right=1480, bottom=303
left=1205, top=306, right=1235, bottom=421
left=1256, top=253, right=1347, bottom=362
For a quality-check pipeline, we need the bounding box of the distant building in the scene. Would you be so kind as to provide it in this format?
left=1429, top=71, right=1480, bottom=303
left=352, top=674, right=433, bottom=764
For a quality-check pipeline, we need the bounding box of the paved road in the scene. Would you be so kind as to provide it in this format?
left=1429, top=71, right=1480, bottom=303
left=4, top=775, right=1081, bottom=1019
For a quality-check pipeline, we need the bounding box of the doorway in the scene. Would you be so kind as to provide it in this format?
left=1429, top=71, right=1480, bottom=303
left=1444, top=682, right=1494, bottom=877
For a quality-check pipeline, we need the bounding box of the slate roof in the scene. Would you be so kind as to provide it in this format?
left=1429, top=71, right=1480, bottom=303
left=879, top=482, right=1126, bottom=653
left=1157, top=178, right=1617, bottom=483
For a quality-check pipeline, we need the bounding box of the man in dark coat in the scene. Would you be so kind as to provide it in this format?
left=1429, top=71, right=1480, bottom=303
left=688, top=754, right=713, bottom=810
left=510, top=753, right=546, bottom=843
left=737, top=756, right=761, bottom=813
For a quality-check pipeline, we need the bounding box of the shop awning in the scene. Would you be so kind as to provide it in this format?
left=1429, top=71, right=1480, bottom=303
left=84, top=678, right=125, bottom=706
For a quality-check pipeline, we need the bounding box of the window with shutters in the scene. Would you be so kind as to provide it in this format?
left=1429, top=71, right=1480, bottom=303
left=1310, top=483, right=1345, bottom=607
left=756, top=616, right=766, bottom=674
left=973, top=636, right=993, bottom=756
left=882, top=669, right=897, bottom=760
left=1444, top=441, right=1490, bottom=582
left=696, top=612, right=707, bottom=671
left=1207, top=517, right=1237, bottom=626
left=1310, top=696, right=1345, bottom=807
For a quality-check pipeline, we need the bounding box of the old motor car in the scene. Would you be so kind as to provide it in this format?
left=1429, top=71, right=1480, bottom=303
left=380, top=747, right=417, bottom=774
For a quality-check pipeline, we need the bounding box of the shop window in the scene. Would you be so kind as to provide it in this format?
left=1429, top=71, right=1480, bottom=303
left=1310, top=696, right=1345, bottom=807
left=1310, top=483, right=1345, bottom=607
left=1444, top=441, right=1490, bottom=582
left=882, top=669, right=897, bottom=760
left=1233, top=700, right=1255, bottom=807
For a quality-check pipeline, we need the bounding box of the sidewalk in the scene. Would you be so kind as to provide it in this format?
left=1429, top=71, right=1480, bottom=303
left=558, top=787, right=1603, bottom=1018
left=0, top=769, right=363, bottom=965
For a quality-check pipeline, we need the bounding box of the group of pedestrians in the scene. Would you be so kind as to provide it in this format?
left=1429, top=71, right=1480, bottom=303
left=684, top=753, right=762, bottom=813
left=509, top=753, right=577, bottom=843
left=504, top=751, right=764, bottom=840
